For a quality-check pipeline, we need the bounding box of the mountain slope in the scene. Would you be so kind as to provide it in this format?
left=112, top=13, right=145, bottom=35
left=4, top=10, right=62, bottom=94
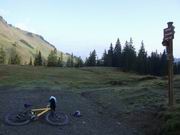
left=0, top=16, right=69, bottom=64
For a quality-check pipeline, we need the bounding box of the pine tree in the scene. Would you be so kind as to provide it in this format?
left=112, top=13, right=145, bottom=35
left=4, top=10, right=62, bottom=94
left=9, top=48, right=21, bottom=65
left=129, top=37, right=133, bottom=46
left=102, top=49, right=108, bottom=66
left=148, top=51, right=161, bottom=76
left=34, top=51, right=43, bottom=66
left=90, top=50, right=97, bottom=66
left=47, top=48, right=58, bottom=66
left=137, top=41, right=147, bottom=74
left=121, top=41, right=129, bottom=71
left=86, top=52, right=91, bottom=66
left=29, top=57, right=33, bottom=66
left=160, top=50, right=168, bottom=76
left=96, top=57, right=103, bottom=66
left=57, top=52, right=63, bottom=67
left=38, top=51, right=42, bottom=66
left=107, top=43, right=113, bottom=67
left=121, top=40, right=136, bottom=71
left=57, top=57, right=62, bottom=67
left=66, top=55, right=72, bottom=67
left=113, top=38, right=121, bottom=67
left=84, top=57, right=88, bottom=66
left=85, top=50, right=97, bottom=66
left=75, top=56, right=84, bottom=67
left=34, top=55, right=38, bottom=66
left=0, top=47, right=6, bottom=64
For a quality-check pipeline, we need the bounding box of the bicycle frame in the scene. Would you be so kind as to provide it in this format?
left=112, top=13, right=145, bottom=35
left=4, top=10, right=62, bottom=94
left=31, top=106, right=51, bottom=118
left=5, top=104, right=69, bottom=126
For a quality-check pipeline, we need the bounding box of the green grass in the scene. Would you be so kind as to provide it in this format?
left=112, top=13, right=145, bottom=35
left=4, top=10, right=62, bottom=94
left=0, top=65, right=180, bottom=134
left=0, top=65, right=141, bottom=89
left=160, top=106, right=180, bottom=135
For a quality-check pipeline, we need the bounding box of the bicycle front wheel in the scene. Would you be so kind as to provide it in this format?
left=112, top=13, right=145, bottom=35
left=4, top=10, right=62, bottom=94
left=45, top=112, right=69, bottom=126
left=5, top=111, right=31, bottom=126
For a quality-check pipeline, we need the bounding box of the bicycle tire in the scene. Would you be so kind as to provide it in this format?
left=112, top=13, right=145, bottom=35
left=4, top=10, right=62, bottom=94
left=45, top=112, right=69, bottom=126
left=5, top=111, right=31, bottom=126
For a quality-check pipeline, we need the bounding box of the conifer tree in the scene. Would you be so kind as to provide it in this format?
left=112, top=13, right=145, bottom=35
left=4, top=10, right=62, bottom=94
left=34, top=51, right=42, bottom=66
left=107, top=43, right=113, bottom=67
left=121, top=40, right=136, bottom=71
left=102, top=49, right=108, bottom=66
left=84, top=57, right=88, bottom=66
left=137, top=41, right=147, bottom=74
left=86, top=52, right=91, bottom=66
left=0, top=47, right=6, bottom=64
left=47, top=48, right=58, bottom=66
left=90, top=50, right=97, bottom=66
left=160, top=50, right=168, bottom=76
left=85, top=50, right=97, bottom=66
left=38, top=51, right=43, bottom=66
left=9, top=48, right=21, bottom=65
left=57, top=57, right=63, bottom=67
left=29, top=57, right=33, bottom=65
left=66, top=55, right=72, bottom=67
left=113, top=38, right=121, bottom=67
left=75, top=56, right=84, bottom=67
left=149, top=51, right=161, bottom=75
left=57, top=52, right=63, bottom=67
left=96, top=57, right=103, bottom=66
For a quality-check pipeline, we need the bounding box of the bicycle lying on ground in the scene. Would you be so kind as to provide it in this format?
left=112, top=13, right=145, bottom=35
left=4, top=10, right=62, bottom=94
left=5, top=104, right=69, bottom=126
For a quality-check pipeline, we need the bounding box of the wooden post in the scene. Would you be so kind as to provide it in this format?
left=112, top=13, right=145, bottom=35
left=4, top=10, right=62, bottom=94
left=162, top=22, right=175, bottom=108
left=168, top=39, right=175, bottom=107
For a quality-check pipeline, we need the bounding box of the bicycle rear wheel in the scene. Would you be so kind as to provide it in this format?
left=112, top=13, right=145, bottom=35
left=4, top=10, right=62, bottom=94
left=45, top=112, right=69, bottom=126
left=5, top=111, right=31, bottom=126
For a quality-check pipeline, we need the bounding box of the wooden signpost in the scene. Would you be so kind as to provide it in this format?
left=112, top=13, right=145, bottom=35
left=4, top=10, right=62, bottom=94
left=162, top=22, right=175, bottom=108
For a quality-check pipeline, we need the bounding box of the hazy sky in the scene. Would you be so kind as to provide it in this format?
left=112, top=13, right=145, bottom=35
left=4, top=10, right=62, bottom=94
left=0, top=0, right=180, bottom=58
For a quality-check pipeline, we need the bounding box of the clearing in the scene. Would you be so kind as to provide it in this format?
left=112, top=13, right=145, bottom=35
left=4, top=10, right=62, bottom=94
left=0, top=65, right=180, bottom=135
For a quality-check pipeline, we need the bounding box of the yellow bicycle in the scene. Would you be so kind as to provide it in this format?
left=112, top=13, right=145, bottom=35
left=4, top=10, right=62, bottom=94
left=5, top=104, right=69, bottom=126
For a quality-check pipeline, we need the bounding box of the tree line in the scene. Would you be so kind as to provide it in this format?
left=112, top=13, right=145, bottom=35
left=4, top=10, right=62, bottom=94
left=0, top=47, right=83, bottom=67
left=84, top=38, right=180, bottom=76
left=30, top=49, right=83, bottom=67
left=0, top=38, right=180, bottom=76
left=0, top=47, right=21, bottom=65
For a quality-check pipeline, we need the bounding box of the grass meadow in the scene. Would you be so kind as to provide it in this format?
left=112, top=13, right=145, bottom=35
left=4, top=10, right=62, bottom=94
left=0, top=65, right=180, bottom=134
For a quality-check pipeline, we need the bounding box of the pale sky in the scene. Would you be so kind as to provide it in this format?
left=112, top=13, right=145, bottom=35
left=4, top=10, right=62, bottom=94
left=0, top=0, right=180, bottom=59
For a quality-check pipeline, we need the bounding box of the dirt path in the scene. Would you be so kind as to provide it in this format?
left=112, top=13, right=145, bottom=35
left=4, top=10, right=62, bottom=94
left=80, top=89, right=163, bottom=135
left=0, top=87, right=136, bottom=135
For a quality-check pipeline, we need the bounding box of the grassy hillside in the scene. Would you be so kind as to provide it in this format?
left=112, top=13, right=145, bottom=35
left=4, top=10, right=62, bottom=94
left=0, top=16, right=70, bottom=64
left=0, top=65, right=180, bottom=134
